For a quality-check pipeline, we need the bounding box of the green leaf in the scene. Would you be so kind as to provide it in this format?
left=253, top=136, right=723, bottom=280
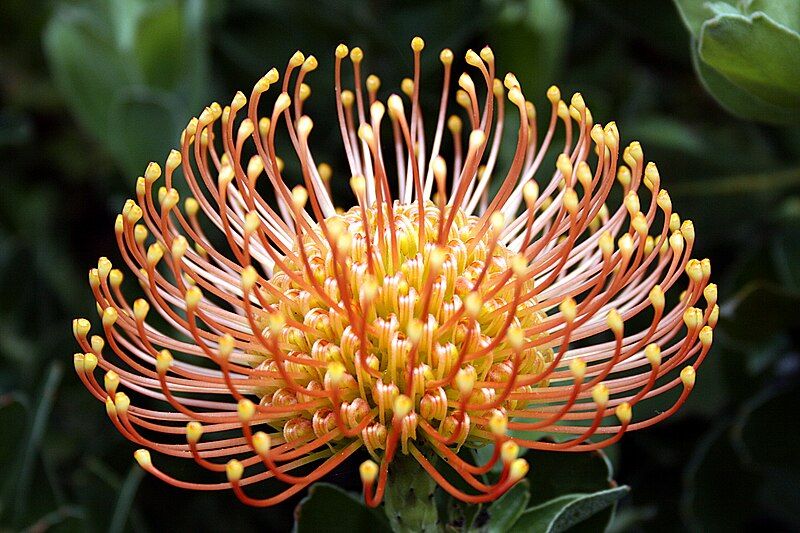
left=682, top=421, right=761, bottom=532
left=672, top=0, right=737, bottom=36
left=691, top=40, right=796, bottom=124
left=746, top=0, right=800, bottom=33
left=43, top=0, right=209, bottom=176
left=107, top=87, right=182, bottom=178
left=293, top=483, right=391, bottom=533
left=699, top=12, right=800, bottom=111
left=487, top=0, right=571, bottom=97
left=511, top=487, right=630, bottom=533
left=43, top=6, right=133, bottom=136
left=522, top=448, right=624, bottom=532
left=485, top=479, right=530, bottom=533
left=524, top=449, right=615, bottom=505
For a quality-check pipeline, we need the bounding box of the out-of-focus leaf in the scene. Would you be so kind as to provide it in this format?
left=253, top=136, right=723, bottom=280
left=681, top=420, right=760, bottom=532
left=699, top=13, right=800, bottom=111
left=108, top=87, right=183, bottom=179
left=523, top=448, right=622, bottom=532
left=108, top=465, right=144, bottom=533
left=674, top=1, right=800, bottom=122
left=487, top=0, right=570, bottom=97
left=43, top=0, right=209, bottom=176
left=746, top=0, right=800, bottom=33
left=511, top=487, right=629, bottom=533
left=772, top=197, right=800, bottom=290
left=293, top=483, right=391, bottom=533
left=43, top=6, right=132, bottom=137
left=673, top=0, right=740, bottom=36
left=690, top=42, right=790, bottom=123
left=735, top=385, right=800, bottom=478
left=485, top=479, right=530, bottom=533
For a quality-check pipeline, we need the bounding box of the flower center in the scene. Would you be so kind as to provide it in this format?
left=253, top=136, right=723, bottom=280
left=254, top=201, right=553, bottom=451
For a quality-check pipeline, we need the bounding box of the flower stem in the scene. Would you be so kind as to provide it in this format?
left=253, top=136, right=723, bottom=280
left=383, top=452, right=439, bottom=532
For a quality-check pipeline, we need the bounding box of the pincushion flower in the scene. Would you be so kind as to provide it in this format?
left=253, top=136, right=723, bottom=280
left=72, top=37, right=716, bottom=509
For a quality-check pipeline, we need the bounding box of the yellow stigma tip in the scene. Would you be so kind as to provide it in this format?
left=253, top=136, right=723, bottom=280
left=509, top=458, right=529, bottom=481
left=360, top=460, right=379, bottom=483
left=134, top=449, right=151, bottom=468
left=237, top=398, right=255, bottom=422
left=252, top=431, right=272, bottom=455
left=226, top=459, right=244, bottom=482
left=501, top=440, right=519, bottom=463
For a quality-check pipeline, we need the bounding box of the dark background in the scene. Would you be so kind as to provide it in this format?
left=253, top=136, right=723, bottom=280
left=1, top=0, right=799, bottom=531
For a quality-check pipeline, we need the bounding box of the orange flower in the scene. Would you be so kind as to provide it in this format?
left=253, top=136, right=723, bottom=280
left=72, top=37, right=716, bottom=507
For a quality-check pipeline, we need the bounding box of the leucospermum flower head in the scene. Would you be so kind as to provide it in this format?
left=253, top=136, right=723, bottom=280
left=72, top=37, right=716, bottom=507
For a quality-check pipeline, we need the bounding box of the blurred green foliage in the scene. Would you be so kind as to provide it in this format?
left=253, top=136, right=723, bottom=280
left=1, top=0, right=800, bottom=531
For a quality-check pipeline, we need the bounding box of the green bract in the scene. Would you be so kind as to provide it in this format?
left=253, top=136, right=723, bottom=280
left=674, top=0, right=800, bottom=123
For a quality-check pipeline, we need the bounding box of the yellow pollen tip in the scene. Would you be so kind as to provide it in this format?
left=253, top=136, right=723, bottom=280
left=592, top=384, right=609, bottom=407
left=274, top=92, right=291, bottom=114
left=406, top=318, right=424, bottom=344
left=490, top=211, right=505, bottom=233
left=156, top=349, right=173, bottom=374
left=133, top=299, right=150, bottom=321
left=102, top=307, right=118, bottom=327
left=463, top=292, right=483, bottom=319
left=104, top=370, right=119, bottom=394
left=401, top=78, right=414, bottom=97
left=645, top=343, right=662, bottom=366
left=184, top=197, right=199, bottom=217
left=226, top=459, right=244, bottom=482
left=360, top=460, right=379, bottom=484
left=296, top=115, right=313, bottom=138
left=509, top=458, right=529, bottom=481
left=186, top=421, right=203, bottom=444
left=447, top=115, right=462, bottom=134
left=349, top=47, right=363, bottom=63
left=559, top=297, right=577, bottom=323
left=681, top=366, right=697, bottom=388
left=327, top=361, right=346, bottom=385
left=114, top=392, right=130, bottom=413
left=411, top=36, right=425, bottom=52
left=393, top=394, right=413, bottom=419
left=244, top=211, right=261, bottom=234
left=523, top=181, right=539, bottom=206
left=366, top=74, right=381, bottom=93
left=571, top=92, right=586, bottom=112
left=501, top=440, right=519, bottom=463
left=291, top=185, right=309, bottom=209
left=547, top=85, right=561, bottom=103
left=465, top=49, right=481, bottom=67
left=252, top=431, right=272, bottom=456
left=238, top=398, right=255, bottom=422
left=607, top=309, right=624, bottom=335
left=440, top=48, right=453, bottom=65
left=241, top=265, right=258, bottom=291
left=616, top=402, right=632, bottom=424
left=218, top=333, right=235, bottom=359
left=83, top=352, right=98, bottom=372
left=335, top=44, right=348, bottom=59
left=134, top=449, right=151, bottom=468
left=185, top=286, right=202, bottom=309
left=454, top=367, right=476, bottom=395
left=73, top=353, right=85, bottom=373
left=699, top=325, right=713, bottom=347
left=489, top=410, right=508, bottom=436
left=301, top=55, right=318, bottom=73
left=569, top=358, right=587, bottom=380
left=144, top=162, right=161, bottom=183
